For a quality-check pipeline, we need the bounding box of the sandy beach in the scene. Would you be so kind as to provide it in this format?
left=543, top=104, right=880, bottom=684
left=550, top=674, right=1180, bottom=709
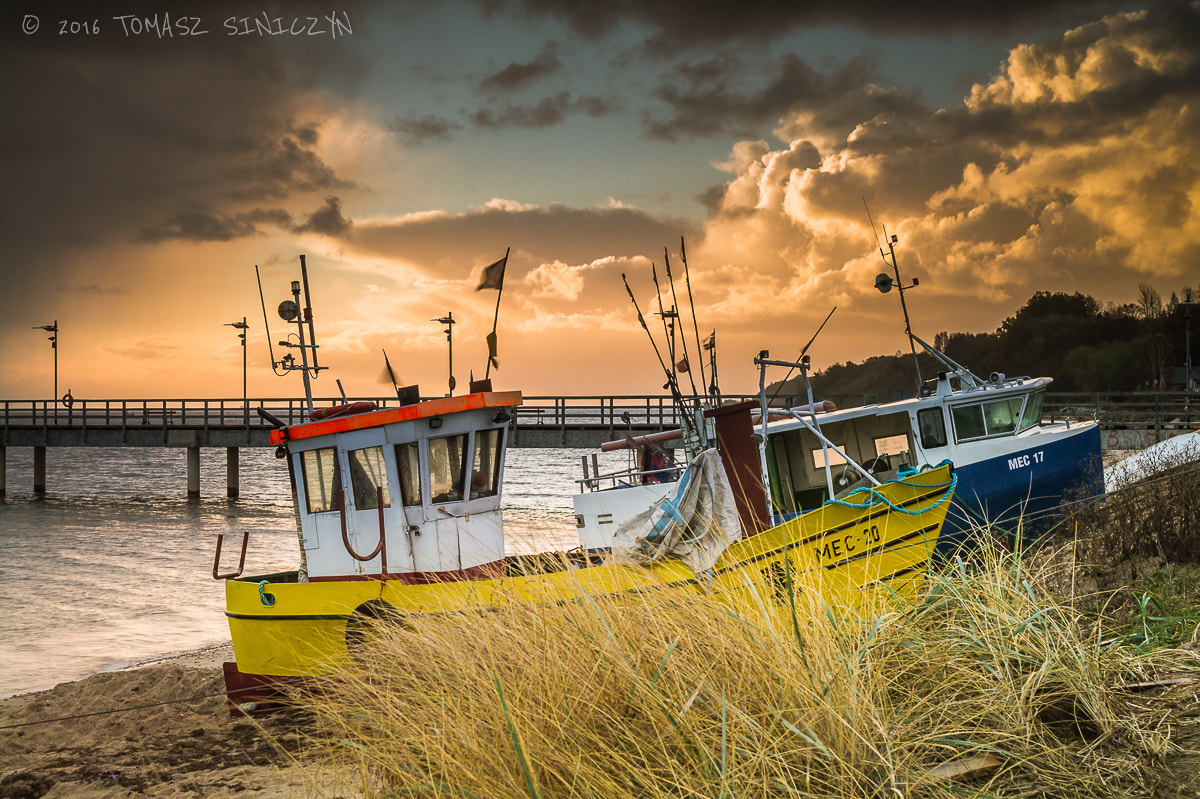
left=0, top=644, right=359, bottom=799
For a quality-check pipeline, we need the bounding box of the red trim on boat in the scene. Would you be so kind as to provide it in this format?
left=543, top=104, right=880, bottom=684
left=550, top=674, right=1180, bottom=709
left=271, top=390, right=523, bottom=445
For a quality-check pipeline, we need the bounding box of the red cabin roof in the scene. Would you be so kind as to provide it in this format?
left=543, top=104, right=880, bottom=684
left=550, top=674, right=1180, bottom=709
left=270, top=390, right=523, bottom=445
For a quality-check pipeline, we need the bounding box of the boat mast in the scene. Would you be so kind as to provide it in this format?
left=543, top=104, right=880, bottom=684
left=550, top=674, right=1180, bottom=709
left=257, top=255, right=326, bottom=413
left=882, top=230, right=923, bottom=395
left=865, top=200, right=923, bottom=395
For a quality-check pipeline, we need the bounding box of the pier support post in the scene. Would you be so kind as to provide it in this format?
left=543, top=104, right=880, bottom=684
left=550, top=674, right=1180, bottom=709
left=226, top=447, right=240, bottom=499
left=33, top=446, right=46, bottom=494
left=0, top=446, right=6, bottom=498
left=187, top=446, right=200, bottom=499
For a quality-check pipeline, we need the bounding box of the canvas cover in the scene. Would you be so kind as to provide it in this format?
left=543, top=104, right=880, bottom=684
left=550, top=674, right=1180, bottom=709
left=610, top=448, right=743, bottom=573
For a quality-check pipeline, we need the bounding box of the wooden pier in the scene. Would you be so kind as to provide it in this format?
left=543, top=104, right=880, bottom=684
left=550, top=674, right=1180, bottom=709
left=0, top=392, right=1194, bottom=498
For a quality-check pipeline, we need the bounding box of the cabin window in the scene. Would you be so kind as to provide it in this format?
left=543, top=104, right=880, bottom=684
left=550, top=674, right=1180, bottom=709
left=1020, top=390, right=1044, bottom=431
left=348, top=446, right=391, bottom=510
left=301, top=447, right=341, bottom=514
left=470, top=428, right=501, bottom=499
left=952, top=397, right=1026, bottom=442
left=429, top=433, right=467, bottom=504
left=395, top=442, right=422, bottom=507
left=983, top=398, right=1023, bottom=435
left=917, top=409, right=947, bottom=448
left=812, top=445, right=847, bottom=469
left=951, top=404, right=986, bottom=441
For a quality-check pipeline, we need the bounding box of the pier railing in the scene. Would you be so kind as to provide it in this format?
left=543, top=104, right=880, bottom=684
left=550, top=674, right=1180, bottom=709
left=1, top=391, right=1193, bottom=449
left=0, top=394, right=791, bottom=431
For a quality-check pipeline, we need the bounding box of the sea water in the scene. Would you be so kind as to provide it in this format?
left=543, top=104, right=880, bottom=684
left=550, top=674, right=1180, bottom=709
left=0, top=445, right=629, bottom=697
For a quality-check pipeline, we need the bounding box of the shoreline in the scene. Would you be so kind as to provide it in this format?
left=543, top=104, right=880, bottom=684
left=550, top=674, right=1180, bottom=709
left=1, top=641, right=236, bottom=702
left=117, top=640, right=235, bottom=672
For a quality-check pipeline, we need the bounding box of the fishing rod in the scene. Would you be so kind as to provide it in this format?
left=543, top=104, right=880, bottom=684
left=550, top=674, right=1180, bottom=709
left=767, top=306, right=837, bottom=408
left=621, top=273, right=695, bottom=438
left=678, top=237, right=710, bottom=398
left=650, top=263, right=677, bottom=386
left=664, top=247, right=700, bottom=398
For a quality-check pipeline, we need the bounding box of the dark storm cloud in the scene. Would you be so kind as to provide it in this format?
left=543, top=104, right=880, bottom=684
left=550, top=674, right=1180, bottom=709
left=229, top=133, right=357, bottom=201
left=0, top=0, right=369, bottom=306
left=474, top=0, right=1127, bottom=45
left=469, top=92, right=620, bottom=130
left=479, top=43, right=563, bottom=92
left=643, top=52, right=909, bottom=140
left=352, top=204, right=699, bottom=274
left=137, top=196, right=350, bottom=242
left=137, top=207, right=294, bottom=243
left=388, top=114, right=465, bottom=147
left=295, top=196, right=353, bottom=236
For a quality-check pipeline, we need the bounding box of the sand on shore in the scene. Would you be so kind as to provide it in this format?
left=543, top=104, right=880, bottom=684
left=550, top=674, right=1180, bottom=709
left=0, top=644, right=360, bottom=799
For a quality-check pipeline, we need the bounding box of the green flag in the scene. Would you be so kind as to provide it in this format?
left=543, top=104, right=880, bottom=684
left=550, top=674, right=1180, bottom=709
left=486, top=330, right=499, bottom=369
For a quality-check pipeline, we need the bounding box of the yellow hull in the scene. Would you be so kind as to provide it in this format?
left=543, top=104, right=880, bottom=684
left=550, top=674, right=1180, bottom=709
left=226, top=465, right=953, bottom=678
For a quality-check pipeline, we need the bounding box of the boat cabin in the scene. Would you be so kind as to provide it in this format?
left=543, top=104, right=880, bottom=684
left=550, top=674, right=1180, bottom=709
left=269, top=390, right=523, bottom=583
left=765, top=373, right=1050, bottom=520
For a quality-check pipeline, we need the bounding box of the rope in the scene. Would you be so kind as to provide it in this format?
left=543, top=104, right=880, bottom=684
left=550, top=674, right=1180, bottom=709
left=0, top=684, right=264, bottom=731
left=828, top=462, right=957, bottom=516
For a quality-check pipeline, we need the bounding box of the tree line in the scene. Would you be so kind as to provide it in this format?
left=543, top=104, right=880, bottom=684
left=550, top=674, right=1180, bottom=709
left=775, top=284, right=1199, bottom=402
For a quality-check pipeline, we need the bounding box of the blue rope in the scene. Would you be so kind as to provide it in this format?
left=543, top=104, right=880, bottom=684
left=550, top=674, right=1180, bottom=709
left=828, top=460, right=957, bottom=516
left=646, top=459, right=696, bottom=543
left=258, top=580, right=276, bottom=608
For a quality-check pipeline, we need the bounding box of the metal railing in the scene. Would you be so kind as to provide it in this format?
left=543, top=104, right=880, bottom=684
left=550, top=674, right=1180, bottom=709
left=0, top=394, right=796, bottom=432
left=1, top=391, right=1192, bottom=441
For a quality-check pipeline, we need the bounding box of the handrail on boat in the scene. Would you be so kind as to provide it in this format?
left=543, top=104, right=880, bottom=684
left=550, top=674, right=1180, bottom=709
left=337, top=487, right=388, bottom=567
left=577, top=466, right=680, bottom=492
left=212, top=531, right=250, bottom=580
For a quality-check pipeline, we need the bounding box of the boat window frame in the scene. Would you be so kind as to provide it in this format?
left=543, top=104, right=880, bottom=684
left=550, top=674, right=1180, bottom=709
left=469, top=427, right=503, bottom=500
left=394, top=441, right=422, bottom=507
left=300, top=446, right=342, bottom=514
left=951, top=394, right=1028, bottom=443
left=917, top=408, right=948, bottom=448
left=428, top=432, right=469, bottom=505
left=1020, top=389, right=1044, bottom=431
left=346, top=445, right=391, bottom=510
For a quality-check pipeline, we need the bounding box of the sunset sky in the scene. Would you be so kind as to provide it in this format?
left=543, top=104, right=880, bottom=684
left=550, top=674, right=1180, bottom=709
left=2, top=1, right=1197, bottom=402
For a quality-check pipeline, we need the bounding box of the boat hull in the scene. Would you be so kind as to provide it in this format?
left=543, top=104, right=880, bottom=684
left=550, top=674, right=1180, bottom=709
left=938, top=422, right=1101, bottom=553
left=225, top=465, right=954, bottom=681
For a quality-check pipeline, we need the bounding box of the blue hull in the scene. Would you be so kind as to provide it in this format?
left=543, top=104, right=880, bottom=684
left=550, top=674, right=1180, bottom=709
left=937, top=424, right=1103, bottom=555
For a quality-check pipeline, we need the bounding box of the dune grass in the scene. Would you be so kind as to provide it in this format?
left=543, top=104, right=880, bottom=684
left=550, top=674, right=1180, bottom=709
left=289, top=535, right=1197, bottom=799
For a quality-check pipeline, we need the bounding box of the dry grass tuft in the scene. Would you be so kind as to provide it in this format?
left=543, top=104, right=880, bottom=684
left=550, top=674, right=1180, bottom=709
left=289, top=542, right=1198, bottom=798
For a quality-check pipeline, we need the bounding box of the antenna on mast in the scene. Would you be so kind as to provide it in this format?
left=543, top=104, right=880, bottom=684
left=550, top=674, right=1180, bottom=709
left=258, top=255, right=327, bottom=413
left=864, top=198, right=923, bottom=394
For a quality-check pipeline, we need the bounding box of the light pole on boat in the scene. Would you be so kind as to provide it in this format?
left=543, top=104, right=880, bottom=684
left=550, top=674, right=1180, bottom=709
left=433, top=313, right=456, bottom=396
left=225, top=317, right=249, bottom=424
left=32, top=321, right=58, bottom=413
left=873, top=231, right=923, bottom=396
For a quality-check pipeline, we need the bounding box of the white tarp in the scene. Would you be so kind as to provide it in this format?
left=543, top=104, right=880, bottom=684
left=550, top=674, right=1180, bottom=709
left=609, top=448, right=743, bottom=573
left=1104, top=430, right=1199, bottom=492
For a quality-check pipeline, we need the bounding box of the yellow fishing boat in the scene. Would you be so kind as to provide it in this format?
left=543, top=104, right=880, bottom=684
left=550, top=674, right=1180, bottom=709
left=216, top=257, right=955, bottom=707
